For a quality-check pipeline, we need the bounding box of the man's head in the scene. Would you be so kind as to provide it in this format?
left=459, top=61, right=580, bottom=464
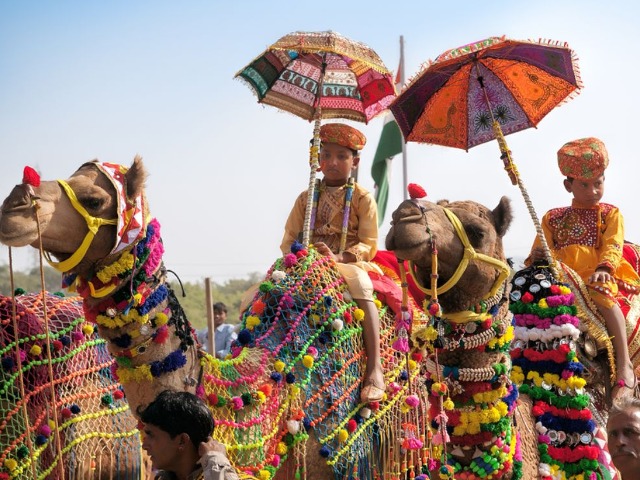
left=318, top=123, right=366, bottom=187
left=139, top=390, right=214, bottom=471
left=607, top=396, right=640, bottom=478
left=213, top=302, right=227, bottom=328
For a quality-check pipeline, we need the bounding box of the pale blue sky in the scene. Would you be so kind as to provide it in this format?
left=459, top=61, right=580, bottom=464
left=1, top=1, right=638, bottom=282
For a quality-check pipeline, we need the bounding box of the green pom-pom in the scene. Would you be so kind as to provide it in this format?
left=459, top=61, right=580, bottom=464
left=17, top=444, right=30, bottom=458
left=53, top=291, right=65, bottom=297
left=14, top=288, right=26, bottom=296
left=259, top=281, right=274, bottom=293
left=101, top=394, right=114, bottom=406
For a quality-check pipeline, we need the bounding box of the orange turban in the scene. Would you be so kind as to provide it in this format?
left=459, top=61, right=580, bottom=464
left=319, top=123, right=366, bottom=151
left=557, top=137, right=609, bottom=180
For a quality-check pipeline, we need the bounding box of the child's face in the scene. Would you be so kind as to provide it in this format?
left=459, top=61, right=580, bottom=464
left=319, top=142, right=359, bottom=186
left=564, top=175, right=605, bottom=207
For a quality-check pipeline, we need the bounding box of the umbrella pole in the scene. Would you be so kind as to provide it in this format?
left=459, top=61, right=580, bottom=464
left=302, top=115, right=322, bottom=246
left=492, top=121, right=556, bottom=268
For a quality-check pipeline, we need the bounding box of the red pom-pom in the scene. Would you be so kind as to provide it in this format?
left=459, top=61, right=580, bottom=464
left=346, top=419, right=357, bottom=433
left=52, top=340, right=63, bottom=351
left=408, top=183, right=427, bottom=199
left=61, top=407, right=73, bottom=419
left=521, top=292, right=534, bottom=304
left=22, top=166, right=41, bottom=187
left=113, top=390, right=125, bottom=400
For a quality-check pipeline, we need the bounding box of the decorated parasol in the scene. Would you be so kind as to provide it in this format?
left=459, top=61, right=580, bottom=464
left=389, top=35, right=582, bottom=262
left=236, top=30, right=396, bottom=244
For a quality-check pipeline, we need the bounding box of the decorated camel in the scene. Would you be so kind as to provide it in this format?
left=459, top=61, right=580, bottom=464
left=0, top=157, right=616, bottom=479
left=0, top=291, right=145, bottom=479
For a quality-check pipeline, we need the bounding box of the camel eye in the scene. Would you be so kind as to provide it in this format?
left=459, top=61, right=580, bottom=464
left=81, top=197, right=103, bottom=210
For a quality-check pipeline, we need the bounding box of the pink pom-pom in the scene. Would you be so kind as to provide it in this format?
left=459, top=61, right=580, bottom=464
left=39, top=424, right=52, bottom=436
left=402, top=437, right=423, bottom=450
left=392, top=337, right=409, bottom=353
left=231, top=397, right=244, bottom=410
left=71, top=331, right=85, bottom=342
left=271, top=455, right=281, bottom=467
left=404, top=395, right=420, bottom=407
left=283, top=253, right=298, bottom=268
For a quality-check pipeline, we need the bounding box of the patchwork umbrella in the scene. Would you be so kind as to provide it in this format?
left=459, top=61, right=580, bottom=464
left=236, top=30, right=396, bottom=244
left=390, top=35, right=582, bottom=261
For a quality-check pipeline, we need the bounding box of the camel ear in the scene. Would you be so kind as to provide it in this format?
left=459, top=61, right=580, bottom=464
left=492, top=196, right=513, bottom=238
left=124, top=155, right=147, bottom=203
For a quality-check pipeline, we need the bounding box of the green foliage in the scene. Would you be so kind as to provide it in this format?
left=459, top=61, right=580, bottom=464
left=0, top=264, right=72, bottom=296
left=0, top=264, right=264, bottom=330
left=167, top=272, right=263, bottom=329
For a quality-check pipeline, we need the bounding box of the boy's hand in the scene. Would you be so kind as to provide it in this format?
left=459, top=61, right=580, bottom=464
left=590, top=268, right=613, bottom=284
left=314, top=242, right=336, bottom=260
left=529, top=247, right=547, bottom=262
left=198, top=436, right=227, bottom=456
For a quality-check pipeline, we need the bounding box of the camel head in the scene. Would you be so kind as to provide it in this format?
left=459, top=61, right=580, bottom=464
left=385, top=196, right=513, bottom=312
left=0, top=156, right=147, bottom=279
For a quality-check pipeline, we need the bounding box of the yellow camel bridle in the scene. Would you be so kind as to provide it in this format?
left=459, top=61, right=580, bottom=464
left=44, top=179, right=118, bottom=273
left=402, top=206, right=510, bottom=302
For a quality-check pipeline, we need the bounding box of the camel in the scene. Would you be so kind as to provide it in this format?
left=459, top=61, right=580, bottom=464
left=0, top=291, right=145, bottom=479
left=385, top=195, right=617, bottom=479
left=0, top=157, right=616, bottom=479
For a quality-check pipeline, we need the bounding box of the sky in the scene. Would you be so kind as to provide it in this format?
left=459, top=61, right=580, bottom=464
left=1, top=1, right=638, bottom=284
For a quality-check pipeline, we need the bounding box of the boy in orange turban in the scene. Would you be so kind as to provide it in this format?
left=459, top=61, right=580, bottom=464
left=529, top=137, right=639, bottom=401
left=281, top=122, right=385, bottom=403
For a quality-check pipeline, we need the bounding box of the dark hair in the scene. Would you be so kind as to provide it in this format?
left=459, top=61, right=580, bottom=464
left=138, top=390, right=214, bottom=448
left=213, top=302, right=227, bottom=314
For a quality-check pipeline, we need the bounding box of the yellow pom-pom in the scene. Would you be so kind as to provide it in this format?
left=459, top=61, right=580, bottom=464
left=338, top=429, right=349, bottom=442
left=30, top=344, right=42, bottom=356
left=256, top=391, right=266, bottom=403
left=258, top=469, right=271, bottom=480
left=422, top=326, right=438, bottom=341
left=82, top=323, right=94, bottom=336
left=302, top=355, right=314, bottom=369
left=311, top=314, right=321, bottom=324
left=4, top=458, right=18, bottom=471
left=373, top=298, right=382, bottom=309
left=353, top=308, right=365, bottom=321
left=246, top=315, right=261, bottom=330
left=407, top=359, right=417, bottom=371
left=290, top=384, right=300, bottom=397
left=133, top=293, right=143, bottom=306
left=274, top=360, right=285, bottom=372
left=276, top=442, right=288, bottom=455
left=537, top=298, right=548, bottom=309
left=49, top=419, right=56, bottom=429
left=443, top=398, right=455, bottom=410
left=155, top=312, right=169, bottom=326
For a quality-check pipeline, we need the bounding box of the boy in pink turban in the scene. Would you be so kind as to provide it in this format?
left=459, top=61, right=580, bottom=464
left=529, top=137, right=639, bottom=402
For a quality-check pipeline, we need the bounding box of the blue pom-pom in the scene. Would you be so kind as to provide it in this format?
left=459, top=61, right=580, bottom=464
left=70, top=404, right=81, bottom=414
left=290, top=240, right=304, bottom=253
left=237, top=329, right=252, bottom=345
left=60, top=335, right=71, bottom=346
left=285, top=372, right=296, bottom=384
left=270, top=372, right=282, bottom=383
left=353, top=414, right=363, bottom=424
left=319, top=445, right=331, bottom=458
left=287, top=51, right=299, bottom=60
left=1, top=356, right=15, bottom=371
left=302, top=417, right=311, bottom=431
left=324, top=295, right=332, bottom=307
left=35, top=434, right=48, bottom=446
left=400, top=370, right=409, bottom=381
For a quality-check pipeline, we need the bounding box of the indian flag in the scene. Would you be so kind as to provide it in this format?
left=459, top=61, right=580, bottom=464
left=371, top=47, right=404, bottom=227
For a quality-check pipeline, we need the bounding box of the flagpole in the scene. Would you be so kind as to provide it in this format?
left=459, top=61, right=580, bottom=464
left=399, top=35, right=408, bottom=200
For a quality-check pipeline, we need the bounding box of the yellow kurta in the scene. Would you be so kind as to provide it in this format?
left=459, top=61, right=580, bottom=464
left=530, top=200, right=640, bottom=307
left=281, top=180, right=379, bottom=300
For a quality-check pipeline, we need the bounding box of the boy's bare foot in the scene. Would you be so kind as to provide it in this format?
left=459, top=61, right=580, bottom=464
left=611, top=363, right=638, bottom=402
left=361, top=366, right=385, bottom=404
